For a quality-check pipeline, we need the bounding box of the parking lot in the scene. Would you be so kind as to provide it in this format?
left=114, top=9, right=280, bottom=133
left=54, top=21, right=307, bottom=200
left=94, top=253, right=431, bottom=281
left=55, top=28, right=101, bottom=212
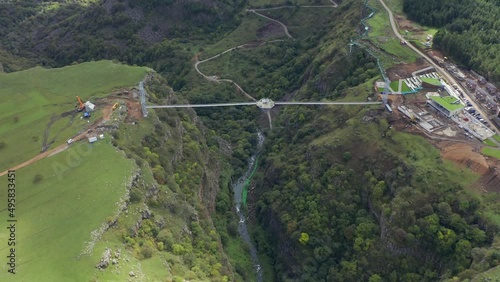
left=452, top=110, right=495, bottom=140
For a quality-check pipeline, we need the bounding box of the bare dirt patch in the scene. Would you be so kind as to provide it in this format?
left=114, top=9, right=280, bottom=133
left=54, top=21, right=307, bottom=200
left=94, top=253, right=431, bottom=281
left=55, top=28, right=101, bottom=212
left=396, top=16, right=422, bottom=33
left=476, top=163, right=500, bottom=193
left=126, top=100, right=142, bottom=121
left=426, top=50, right=446, bottom=60
left=387, top=57, right=429, bottom=81
left=438, top=141, right=489, bottom=174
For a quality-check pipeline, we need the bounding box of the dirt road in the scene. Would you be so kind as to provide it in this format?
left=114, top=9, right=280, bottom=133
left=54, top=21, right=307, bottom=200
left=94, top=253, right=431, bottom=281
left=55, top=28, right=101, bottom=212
left=0, top=129, right=92, bottom=177
left=0, top=143, right=69, bottom=177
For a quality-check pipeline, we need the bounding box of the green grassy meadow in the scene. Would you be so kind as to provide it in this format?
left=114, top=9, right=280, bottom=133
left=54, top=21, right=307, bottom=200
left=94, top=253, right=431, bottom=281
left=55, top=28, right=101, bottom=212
left=482, top=147, right=500, bottom=159
left=366, top=0, right=418, bottom=64
left=0, top=61, right=149, bottom=172
left=312, top=118, right=479, bottom=189
left=483, top=138, right=498, bottom=147
left=493, top=134, right=500, bottom=142
left=0, top=138, right=136, bottom=281
left=401, top=80, right=411, bottom=92
left=261, top=7, right=335, bottom=41
left=389, top=81, right=399, bottom=92
left=201, top=17, right=272, bottom=59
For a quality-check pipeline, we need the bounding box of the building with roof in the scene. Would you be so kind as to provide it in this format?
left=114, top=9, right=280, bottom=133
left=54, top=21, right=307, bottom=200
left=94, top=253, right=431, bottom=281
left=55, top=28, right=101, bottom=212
left=466, top=79, right=477, bottom=90
left=486, top=82, right=497, bottom=93
left=421, top=77, right=443, bottom=89
left=427, top=96, right=464, bottom=117
left=475, top=87, right=489, bottom=101
left=375, top=81, right=386, bottom=92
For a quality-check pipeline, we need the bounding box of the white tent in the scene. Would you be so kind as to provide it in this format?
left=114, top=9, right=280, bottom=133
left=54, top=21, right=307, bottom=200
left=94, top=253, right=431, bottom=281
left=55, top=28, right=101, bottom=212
left=84, top=101, right=95, bottom=112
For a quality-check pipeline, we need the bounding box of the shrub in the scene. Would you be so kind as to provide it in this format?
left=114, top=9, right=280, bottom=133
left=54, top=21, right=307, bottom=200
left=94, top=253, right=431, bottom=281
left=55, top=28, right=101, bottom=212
left=33, top=174, right=43, bottom=184
left=227, top=222, right=238, bottom=237
left=140, top=243, right=154, bottom=259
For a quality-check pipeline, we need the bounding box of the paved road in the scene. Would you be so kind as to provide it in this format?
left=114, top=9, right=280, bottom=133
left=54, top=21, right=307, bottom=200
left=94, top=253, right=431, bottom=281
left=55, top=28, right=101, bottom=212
left=378, top=0, right=499, bottom=134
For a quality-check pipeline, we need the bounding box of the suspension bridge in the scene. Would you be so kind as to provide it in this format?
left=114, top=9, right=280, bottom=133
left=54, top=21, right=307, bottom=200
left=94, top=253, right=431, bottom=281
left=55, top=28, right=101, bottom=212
left=142, top=0, right=383, bottom=125
left=146, top=98, right=382, bottom=110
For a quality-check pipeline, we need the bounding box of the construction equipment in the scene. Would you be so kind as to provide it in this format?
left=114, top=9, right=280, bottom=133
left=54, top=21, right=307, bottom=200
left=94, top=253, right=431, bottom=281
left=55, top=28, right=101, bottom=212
left=111, top=102, right=119, bottom=111
left=76, top=96, right=85, bottom=112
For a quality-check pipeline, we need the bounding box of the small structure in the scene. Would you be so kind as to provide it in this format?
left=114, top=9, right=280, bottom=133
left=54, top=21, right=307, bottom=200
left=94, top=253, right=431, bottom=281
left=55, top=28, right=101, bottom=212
left=432, top=56, right=444, bottom=66
left=421, top=77, right=443, bottom=89
left=427, top=96, right=464, bottom=117
left=84, top=101, right=96, bottom=112
left=486, top=82, right=497, bottom=93
left=398, top=106, right=418, bottom=121
left=466, top=79, right=477, bottom=90
left=256, top=98, right=275, bottom=109
left=83, top=112, right=91, bottom=118
left=375, top=81, right=386, bottom=92
left=385, top=104, right=393, bottom=112
left=475, top=87, right=489, bottom=101
left=99, top=134, right=105, bottom=139
left=477, top=75, right=487, bottom=84
left=88, top=136, right=98, bottom=143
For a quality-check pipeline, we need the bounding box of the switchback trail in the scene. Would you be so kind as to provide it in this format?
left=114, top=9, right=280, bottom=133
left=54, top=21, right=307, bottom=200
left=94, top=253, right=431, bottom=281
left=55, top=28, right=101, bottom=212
left=194, top=44, right=258, bottom=102
left=193, top=0, right=339, bottom=129
left=190, top=2, right=339, bottom=281
left=247, top=0, right=338, bottom=39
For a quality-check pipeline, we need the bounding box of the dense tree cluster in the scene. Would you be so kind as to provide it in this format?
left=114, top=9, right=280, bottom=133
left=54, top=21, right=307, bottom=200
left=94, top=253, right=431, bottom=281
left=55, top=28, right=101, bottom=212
left=403, top=0, right=500, bottom=80
left=0, top=0, right=244, bottom=84
left=255, top=105, right=499, bottom=281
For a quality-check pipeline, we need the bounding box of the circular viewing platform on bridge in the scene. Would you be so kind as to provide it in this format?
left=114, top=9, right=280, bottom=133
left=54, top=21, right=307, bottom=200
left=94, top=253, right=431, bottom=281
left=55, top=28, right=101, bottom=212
left=256, top=98, right=275, bottom=109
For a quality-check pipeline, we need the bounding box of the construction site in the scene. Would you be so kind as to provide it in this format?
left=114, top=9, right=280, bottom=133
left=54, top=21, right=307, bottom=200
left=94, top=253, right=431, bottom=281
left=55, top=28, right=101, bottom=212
left=380, top=60, right=499, bottom=142
left=38, top=86, right=143, bottom=152
left=375, top=60, right=500, bottom=193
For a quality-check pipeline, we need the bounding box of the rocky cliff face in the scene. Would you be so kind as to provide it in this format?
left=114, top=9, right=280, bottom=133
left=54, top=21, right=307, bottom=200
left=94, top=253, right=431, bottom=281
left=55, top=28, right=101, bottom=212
left=103, top=73, right=239, bottom=280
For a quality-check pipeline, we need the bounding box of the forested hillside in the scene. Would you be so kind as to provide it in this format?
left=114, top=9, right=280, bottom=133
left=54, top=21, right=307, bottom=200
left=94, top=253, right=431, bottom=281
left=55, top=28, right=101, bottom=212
left=0, top=0, right=243, bottom=84
left=403, top=0, right=500, bottom=80
left=257, top=105, right=499, bottom=281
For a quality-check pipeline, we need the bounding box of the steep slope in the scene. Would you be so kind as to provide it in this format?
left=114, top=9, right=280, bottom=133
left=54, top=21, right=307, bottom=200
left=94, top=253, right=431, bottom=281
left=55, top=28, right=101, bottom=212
left=246, top=2, right=500, bottom=282
left=0, top=0, right=244, bottom=83
left=0, top=62, right=241, bottom=281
